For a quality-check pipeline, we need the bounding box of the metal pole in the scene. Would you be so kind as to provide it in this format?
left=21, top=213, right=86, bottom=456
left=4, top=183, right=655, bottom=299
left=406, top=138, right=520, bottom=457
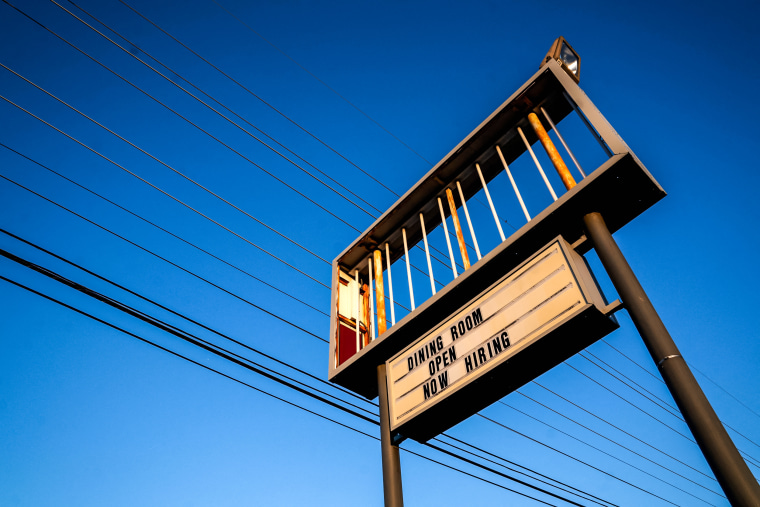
left=583, top=212, right=760, bottom=507
left=377, top=364, right=404, bottom=507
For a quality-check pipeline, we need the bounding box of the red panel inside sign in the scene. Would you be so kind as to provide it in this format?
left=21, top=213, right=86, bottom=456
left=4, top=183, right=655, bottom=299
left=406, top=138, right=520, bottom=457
left=338, top=322, right=358, bottom=365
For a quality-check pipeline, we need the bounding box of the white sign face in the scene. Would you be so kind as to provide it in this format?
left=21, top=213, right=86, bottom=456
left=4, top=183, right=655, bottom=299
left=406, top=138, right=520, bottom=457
left=387, top=239, right=595, bottom=432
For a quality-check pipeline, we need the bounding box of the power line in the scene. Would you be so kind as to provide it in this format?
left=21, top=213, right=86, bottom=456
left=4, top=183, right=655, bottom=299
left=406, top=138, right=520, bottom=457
left=2, top=0, right=360, bottom=234
left=0, top=92, right=329, bottom=288
left=579, top=351, right=683, bottom=420
left=0, top=246, right=376, bottom=420
left=564, top=360, right=696, bottom=443
left=501, top=400, right=721, bottom=503
left=532, top=380, right=714, bottom=479
left=116, top=0, right=400, bottom=198
left=475, top=413, right=679, bottom=506
left=599, top=338, right=760, bottom=456
left=511, top=390, right=717, bottom=485
left=0, top=173, right=328, bottom=341
left=0, top=142, right=329, bottom=317
left=60, top=0, right=473, bottom=276
left=7, top=0, right=478, bottom=280
left=206, top=0, right=435, bottom=167
left=1, top=225, right=674, bottom=504
left=0, top=269, right=595, bottom=506
left=0, top=102, right=724, bottom=504
left=50, top=0, right=380, bottom=222
left=0, top=152, right=721, bottom=504
left=432, top=434, right=617, bottom=507
left=90, top=0, right=478, bottom=271
left=2, top=162, right=702, bottom=504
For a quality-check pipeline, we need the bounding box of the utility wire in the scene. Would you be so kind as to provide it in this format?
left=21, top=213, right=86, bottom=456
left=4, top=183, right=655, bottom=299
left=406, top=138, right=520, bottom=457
left=476, top=413, right=679, bottom=506
left=579, top=351, right=683, bottom=420
left=532, top=380, right=714, bottom=480
left=583, top=349, right=760, bottom=468
left=0, top=270, right=592, bottom=506
left=206, top=0, right=434, bottom=167
left=5, top=90, right=732, bottom=504
left=2, top=273, right=561, bottom=506
left=0, top=142, right=328, bottom=317
left=600, top=339, right=760, bottom=455
left=50, top=0, right=379, bottom=221
left=0, top=173, right=328, bottom=341
left=2, top=170, right=704, bottom=503
left=511, top=391, right=716, bottom=484
left=501, top=400, right=721, bottom=503
left=10, top=0, right=480, bottom=279
left=432, top=435, right=616, bottom=507
left=61, top=0, right=384, bottom=218
left=576, top=352, right=760, bottom=468
left=2, top=0, right=359, bottom=234
left=564, top=360, right=696, bottom=443
left=0, top=207, right=671, bottom=503
left=0, top=153, right=721, bottom=503
left=0, top=92, right=329, bottom=288
left=99, top=0, right=475, bottom=271
left=204, top=0, right=520, bottom=234
left=0, top=230, right=361, bottom=407
left=1, top=227, right=625, bottom=504
left=0, top=61, right=330, bottom=265
left=117, top=0, right=399, bottom=198
left=0, top=246, right=376, bottom=419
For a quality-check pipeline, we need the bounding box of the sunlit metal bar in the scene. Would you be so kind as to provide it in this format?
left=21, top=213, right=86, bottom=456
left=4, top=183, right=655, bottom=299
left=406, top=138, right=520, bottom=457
left=385, top=242, right=396, bottom=326
left=368, top=256, right=376, bottom=342
left=373, top=250, right=387, bottom=335
left=528, top=113, right=576, bottom=191
left=419, top=213, right=436, bottom=295
left=540, top=106, right=586, bottom=178
left=495, top=144, right=531, bottom=222
left=446, top=188, right=470, bottom=270
left=354, top=269, right=360, bottom=352
left=475, top=163, right=506, bottom=242
left=455, top=181, right=481, bottom=261
left=563, top=91, right=613, bottom=158
left=437, top=197, right=458, bottom=278
left=402, top=228, right=415, bottom=310
left=518, top=126, right=558, bottom=201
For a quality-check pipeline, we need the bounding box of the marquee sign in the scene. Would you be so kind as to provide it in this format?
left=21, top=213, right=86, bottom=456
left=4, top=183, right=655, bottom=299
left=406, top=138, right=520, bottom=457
left=386, top=237, right=619, bottom=441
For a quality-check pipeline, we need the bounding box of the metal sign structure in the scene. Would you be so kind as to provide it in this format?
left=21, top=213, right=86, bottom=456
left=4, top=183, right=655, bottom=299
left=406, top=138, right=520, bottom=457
left=327, top=39, right=760, bottom=506
left=386, top=237, right=618, bottom=441
left=328, top=56, right=664, bottom=401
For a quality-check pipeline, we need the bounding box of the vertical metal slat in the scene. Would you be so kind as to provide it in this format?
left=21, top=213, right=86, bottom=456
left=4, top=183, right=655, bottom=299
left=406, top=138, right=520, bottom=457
left=475, top=163, right=506, bottom=242
left=456, top=180, right=481, bottom=260
left=385, top=242, right=396, bottom=326
left=437, top=197, right=458, bottom=278
left=402, top=228, right=415, bottom=310
left=420, top=212, right=436, bottom=296
left=495, top=144, right=531, bottom=222
left=518, top=126, right=558, bottom=201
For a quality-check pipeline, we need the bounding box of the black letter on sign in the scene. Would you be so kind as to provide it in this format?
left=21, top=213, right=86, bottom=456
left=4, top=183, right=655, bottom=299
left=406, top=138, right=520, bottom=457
left=438, top=371, right=449, bottom=390
left=472, top=308, right=483, bottom=326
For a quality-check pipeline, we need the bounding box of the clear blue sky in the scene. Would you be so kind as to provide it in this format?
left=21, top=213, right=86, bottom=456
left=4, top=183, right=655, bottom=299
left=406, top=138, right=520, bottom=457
left=1, top=0, right=758, bottom=505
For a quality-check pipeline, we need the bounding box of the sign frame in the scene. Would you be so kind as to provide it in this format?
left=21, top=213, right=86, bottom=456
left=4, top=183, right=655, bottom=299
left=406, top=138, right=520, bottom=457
left=385, top=236, right=620, bottom=442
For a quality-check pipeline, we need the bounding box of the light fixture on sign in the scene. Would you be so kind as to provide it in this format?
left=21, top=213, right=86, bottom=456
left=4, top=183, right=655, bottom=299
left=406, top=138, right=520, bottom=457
left=541, top=36, right=580, bottom=82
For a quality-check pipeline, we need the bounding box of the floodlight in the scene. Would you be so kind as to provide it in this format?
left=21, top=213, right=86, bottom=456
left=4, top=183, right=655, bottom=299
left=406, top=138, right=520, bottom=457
left=541, top=36, right=580, bottom=82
